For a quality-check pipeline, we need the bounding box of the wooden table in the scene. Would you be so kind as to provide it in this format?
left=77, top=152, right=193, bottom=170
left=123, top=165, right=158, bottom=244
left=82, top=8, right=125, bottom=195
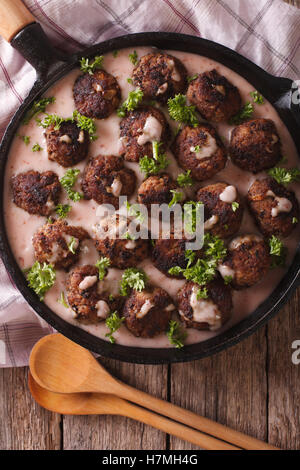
left=1, top=0, right=300, bottom=451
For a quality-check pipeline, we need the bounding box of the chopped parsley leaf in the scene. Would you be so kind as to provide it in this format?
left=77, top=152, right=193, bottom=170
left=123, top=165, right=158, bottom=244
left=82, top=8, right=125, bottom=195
left=120, top=268, right=147, bottom=296
left=79, top=55, right=103, bottom=74
left=68, top=237, right=77, bottom=254
left=232, top=201, right=239, bottom=212
left=60, top=169, right=83, bottom=202
left=55, top=204, right=71, bottom=219
left=167, top=94, right=199, bottom=127
left=269, top=235, right=287, bottom=268
left=267, top=166, right=300, bottom=185
left=168, top=190, right=184, bottom=207
left=177, top=170, right=193, bottom=187
left=32, top=143, right=43, bottom=152
left=187, top=74, right=198, bottom=83
left=23, top=97, right=55, bottom=125
left=250, top=90, right=264, bottom=104
left=117, top=88, right=143, bottom=117
left=26, top=261, right=56, bottom=300
left=58, top=291, right=69, bottom=308
left=105, top=311, right=125, bottom=343
left=129, top=50, right=138, bottom=65
left=166, top=320, right=187, bottom=349
left=95, top=257, right=110, bottom=281
left=229, top=102, right=254, bottom=125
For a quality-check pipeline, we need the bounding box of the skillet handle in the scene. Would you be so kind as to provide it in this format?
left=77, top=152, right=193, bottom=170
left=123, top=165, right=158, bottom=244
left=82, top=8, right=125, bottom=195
left=0, top=0, right=69, bottom=78
left=0, top=0, right=35, bottom=42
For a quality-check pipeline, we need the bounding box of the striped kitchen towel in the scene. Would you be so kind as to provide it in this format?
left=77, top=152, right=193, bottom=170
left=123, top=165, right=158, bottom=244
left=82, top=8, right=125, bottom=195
left=0, top=0, right=299, bottom=367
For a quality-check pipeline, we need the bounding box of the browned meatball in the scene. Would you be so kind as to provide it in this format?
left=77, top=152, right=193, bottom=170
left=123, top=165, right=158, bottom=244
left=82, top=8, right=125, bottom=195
left=152, top=233, right=201, bottom=278
left=196, top=182, right=243, bottom=238
left=177, top=278, right=232, bottom=330
left=119, top=106, right=171, bottom=162
left=45, top=121, right=89, bottom=167
left=32, top=219, right=89, bottom=270
left=11, top=170, right=61, bottom=216
left=93, top=214, right=149, bottom=269
left=229, top=119, right=281, bottom=173
left=73, top=69, right=121, bottom=119
left=218, top=235, right=271, bottom=289
left=137, top=173, right=178, bottom=209
left=81, top=154, right=136, bottom=209
left=187, top=69, right=241, bottom=122
left=247, top=178, right=299, bottom=237
left=171, top=123, right=227, bottom=181
left=132, top=52, right=187, bottom=104
left=123, top=286, right=176, bottom=337
left=66, top=265, right=123, bottom=323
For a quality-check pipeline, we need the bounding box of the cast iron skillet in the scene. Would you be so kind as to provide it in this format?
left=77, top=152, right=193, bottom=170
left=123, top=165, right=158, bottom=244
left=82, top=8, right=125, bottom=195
left=0, top=2, right=299, bottom=364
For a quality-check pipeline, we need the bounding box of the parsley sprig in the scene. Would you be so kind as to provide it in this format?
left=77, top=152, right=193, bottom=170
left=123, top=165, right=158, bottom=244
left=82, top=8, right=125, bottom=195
left=105, top=311, right=125, bottom=343
left=168, top=190, right=184, bottom=207
left=125, top=201, right=145, bottom=223
left=168, top=234, right=227, bottom=288
left=184, top=200, right=203, bottom=234
left=177, top=170, right=193, bottom=187
left=269, top=235, right=287, bottom=268
left=95, top=257, right=111, bottom=280
left=267, top=166, right=300, bottom=185
left=229, top=102, right=254, bottom=125
left=60, top=169, right=83, bottom=202
left=23, top=97, right=55, bottom=125
left=166, top=320, right=187, bottom=349
left=250, top=90, right=264, bottom=104
left=38, top=110, right=97, bottom=141
left=26, top=261, right=56, bottom=300
left=79, top=55, right=103, bottom=74
left=32, top=143, right=43, bottom=152
left=117, top=88, right=143, bottom=117
left=55, top=204, right=71, bottom=219
left=167, top=94, right=199, bottom=127
left=129, top=50, right=138, bottom=65
left=139, top=141, right=169, bottom=176
left=120, top=268, right=147, bottom=296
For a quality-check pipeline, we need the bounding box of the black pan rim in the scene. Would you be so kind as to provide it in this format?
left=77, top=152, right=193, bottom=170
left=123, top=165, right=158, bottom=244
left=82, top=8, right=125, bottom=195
left=0, top=31, right=299, bottom=364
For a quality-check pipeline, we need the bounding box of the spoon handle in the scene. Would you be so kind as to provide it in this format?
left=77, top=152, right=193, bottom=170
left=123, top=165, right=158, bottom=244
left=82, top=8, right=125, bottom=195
left=115, top=398, right=239, bottom=450
left=109, top=380, right=277, bottom=451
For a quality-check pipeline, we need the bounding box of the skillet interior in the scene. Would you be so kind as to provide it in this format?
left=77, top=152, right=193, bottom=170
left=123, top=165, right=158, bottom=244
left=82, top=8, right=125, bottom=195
left=0, top=29, right=299, bottom=364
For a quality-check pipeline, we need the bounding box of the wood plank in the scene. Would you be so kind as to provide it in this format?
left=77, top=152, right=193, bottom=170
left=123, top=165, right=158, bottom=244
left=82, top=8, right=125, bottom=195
left=169, top=327, right=268, bottom=450
left=0, top=366, right=61, bottom=450
left=63, top=360, right=168, bottom=450
left=267, top=286, right=300, bottom=450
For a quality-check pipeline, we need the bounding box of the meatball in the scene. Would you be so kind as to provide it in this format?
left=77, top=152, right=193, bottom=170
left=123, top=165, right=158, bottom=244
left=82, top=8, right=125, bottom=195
left=247, top=178, right=299, bottom=237
left=11, top=170, right=61, bottom=216
left=66, top=265, right=123, bottom=323
left=123, top=286, right=176, bottom=337
left=45, top=121, right=89, bottom=167
left=82, top=154, right=136, bottom=209
left=119, top=106, right=171, bottom=162
left=218, top=234, right=270, bottom=289
left=196, top=182, right=243, bottom=238
left=73, top=69, right=121, bottom=119
left=132, top=52, right=187, bottom=104
left=171, top=123, right=227, bottom=181
left=137, top=173, right=178, bottom=209
left=32, top=219, right=89, bottom=270
left=93, top=214, right=149, bottom=269
left=229, top=119, right=281, bottom=173
left=177, top=278, right=232, bottom=330
left=186, top=69, right=241, bottom=122
left=152, top=233, right=201, bottom=278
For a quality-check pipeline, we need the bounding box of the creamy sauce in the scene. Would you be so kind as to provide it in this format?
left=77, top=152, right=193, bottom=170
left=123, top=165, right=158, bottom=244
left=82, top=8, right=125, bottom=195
left=266, top=190, right=293, bottom=216
left=219, top=185, right=237, bottom=203
left=218, top=264, right=235, bottom=280
left=137, top=115, right=162, bottom=145
left=3, top=47, right=300, bottom=348
left=137, top=299, right=154, bottom=319
left=204, top=214, right=219, bottom=229
left=189, top=287, right=222, bottom=331
left=190, top=133, right=217, bottom=159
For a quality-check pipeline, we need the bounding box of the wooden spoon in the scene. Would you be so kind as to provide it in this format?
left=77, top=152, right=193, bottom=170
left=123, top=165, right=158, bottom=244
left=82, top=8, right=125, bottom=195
left=28, top=372, right=239, bottom=450
left=29, top=334, right=278, bottom=450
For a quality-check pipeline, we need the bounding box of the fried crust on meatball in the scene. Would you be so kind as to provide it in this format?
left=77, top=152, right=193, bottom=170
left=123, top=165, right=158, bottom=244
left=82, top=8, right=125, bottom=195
left=11, top=170, right=61, bottom=216
left=132, top=52, right=187, bottom=104
left=247, top=178, right=299, bottom=237
left=187, top=69, right=241, bottom=122
left=177, top=278, right=232, bottom=330
left=119, top=106, right=171, bottom=162
left=45, top=121, right=89, bottom=167
left=73, top=69, right=121, bottom=119
left=196, top=182, right=243, bottom=238
left=229, top=119, right=281, bottom=173
left=219, top=235, right=271, bottom=289
left=66, top=265, right=123, bottom=323
left=123, top=286, right=176, bottom=337
left=32, top=219, right=89, bottom=270
left=93, top=214, right=149, bottom=269
left=137, top=173, right=178, bottom=209
left=82, top=154, right=136, bottom=209
left=171, top=123, right=227, bottom=181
